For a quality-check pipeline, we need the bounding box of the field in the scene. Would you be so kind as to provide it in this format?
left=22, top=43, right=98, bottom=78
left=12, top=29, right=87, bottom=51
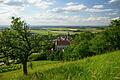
left=31, top=27, right=104, bottom=35
left=0, top=50, right=120, bottom=80
left=0, top=27, right=104, bottom=35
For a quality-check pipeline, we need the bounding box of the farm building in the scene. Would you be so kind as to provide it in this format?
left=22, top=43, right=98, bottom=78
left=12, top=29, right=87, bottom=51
left=54, top=36, right=71, bottom=51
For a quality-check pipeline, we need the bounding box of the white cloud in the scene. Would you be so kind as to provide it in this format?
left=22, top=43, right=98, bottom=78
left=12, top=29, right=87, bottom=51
left=86, top=8, right=112, bottom=13
left=93, top=5, right=104, bottom=8
left=0, top=4, right=25, bottom=15
left=3, top=0, right=24, bottom=6
left=0, top=0, right=55, bottom=20
left=26, top=0, right=55, bottom=9
left=0, top=0, right=115, bottom=26
left=86, top=5, right=112, bottom=13
left=50, top=4, right=87, bottom=13
left=0, top=0, right=26, bottom=15
left=0, top=10, right=14, bottom=25
left=26, top=0, right=37, bottom=4
left=0, top=5, right=9, bottom=14
left=107, top=12, right=117, bottom=15
left=108, top=0, right=120, bottom=3
left=0, top=0, right=4, bottom=3
left=0, top=0, right=55, bottom=25
left=0, top=10, right=111, bottom=26
left=0, top=1, right=26, bottom=25
left=66, top=2, right=77, bottom=6
left=50, top=3, right=112, bottom=13
left=84, top=16, right=110, bottom=21
left=24, top=13, right=111, bottom=26
left=63, top=4, right=87, bottom=12
left=33, top=1, right=53, bottom=9
left=0, top=0, right=54, bottom=9
left=112, top=17, right=120, bottom=20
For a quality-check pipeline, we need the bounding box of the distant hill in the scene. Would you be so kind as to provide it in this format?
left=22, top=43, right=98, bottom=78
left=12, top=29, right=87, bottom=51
left=0, top=25, right=9, bottom=30
left=30, top=25, right=107, bottom=30
left=0, top=25, right=106, bottom=30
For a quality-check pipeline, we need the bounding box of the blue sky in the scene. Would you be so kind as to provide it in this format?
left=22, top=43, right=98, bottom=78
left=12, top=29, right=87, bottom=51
left=0, top=0, right=120, bottom=26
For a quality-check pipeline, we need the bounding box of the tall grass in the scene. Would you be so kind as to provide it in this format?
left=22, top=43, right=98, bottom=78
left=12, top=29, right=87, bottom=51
left=0, top=51, right=120, bottom=80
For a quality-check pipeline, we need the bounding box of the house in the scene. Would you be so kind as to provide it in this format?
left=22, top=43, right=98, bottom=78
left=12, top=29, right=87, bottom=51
left=54, top=36, right=71, bottom=51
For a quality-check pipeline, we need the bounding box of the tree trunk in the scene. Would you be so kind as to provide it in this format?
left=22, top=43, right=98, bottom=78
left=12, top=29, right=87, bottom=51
left=23, top=61, right=28, bottom=76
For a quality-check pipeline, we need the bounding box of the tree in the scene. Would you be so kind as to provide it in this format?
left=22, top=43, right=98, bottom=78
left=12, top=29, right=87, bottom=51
left=106, top=17, right=120, bottom=50
left=0, top=28, right=15, bottom=65
left=110, top=17, right=120, bottom=27
left=0, top=17, right=44, bottom=76
left=90, top=17, right=120, bottom=54
left=73, top=32, right=94, bottom=44
left=64, top=32, right=95, bottom=61
left=89, top=32, right=112, bottom=54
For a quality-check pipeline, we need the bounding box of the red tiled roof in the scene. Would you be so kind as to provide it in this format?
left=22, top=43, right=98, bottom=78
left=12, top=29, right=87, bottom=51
left=56, top=39, right=70, bottom=46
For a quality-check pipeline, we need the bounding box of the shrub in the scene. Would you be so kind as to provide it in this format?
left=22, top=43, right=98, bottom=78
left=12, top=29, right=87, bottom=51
left=47, top=51, right=63, bottom=61
left=0, top=65, right=21, bottom=73
left=29, top=53, right=47, bottom=61
left=63, top=32, right=95, bottom=61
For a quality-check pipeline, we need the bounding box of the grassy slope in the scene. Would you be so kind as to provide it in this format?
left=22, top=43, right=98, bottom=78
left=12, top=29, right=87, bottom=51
left=36, top=51, right=120, bottom=80
left=0, top=51, right=120, bottom=80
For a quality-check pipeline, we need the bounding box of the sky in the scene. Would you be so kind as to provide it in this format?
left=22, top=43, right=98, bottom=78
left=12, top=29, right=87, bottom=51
left=0, top=0, right=120, bottom=26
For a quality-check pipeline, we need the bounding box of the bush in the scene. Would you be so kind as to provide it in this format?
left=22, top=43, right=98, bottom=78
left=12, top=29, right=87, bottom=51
left=89, top=32, right=111, bottom=54
left=47, top=51, right=63, bottom=61
left=0, top=65, right=21, bottom=73
left=63, top=32, right=95, bottom=61
left=29, top=53, right=47, bottom=61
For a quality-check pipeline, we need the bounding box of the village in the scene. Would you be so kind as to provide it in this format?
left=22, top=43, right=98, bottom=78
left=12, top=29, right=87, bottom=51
left=0, top=0, right=120, bottom=79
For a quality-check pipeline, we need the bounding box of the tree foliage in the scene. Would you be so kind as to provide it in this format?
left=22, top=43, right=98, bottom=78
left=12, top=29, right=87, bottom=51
left=0, top=17, right=44, bottom=75
left=110, top=17, right=120, bottom=27
left=64, top=18, right=120, bottom=61
left=64, top=32, right=95, bottom=60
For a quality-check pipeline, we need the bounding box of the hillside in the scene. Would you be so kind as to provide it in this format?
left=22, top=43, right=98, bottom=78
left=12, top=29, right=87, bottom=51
left=0, top=51, right=120, bottom=80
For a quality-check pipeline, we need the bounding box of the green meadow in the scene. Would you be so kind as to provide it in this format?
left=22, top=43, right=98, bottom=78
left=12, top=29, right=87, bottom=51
left=0, top=50, right=120, bottom=80
left=31, top=27, right=104, bottom=35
